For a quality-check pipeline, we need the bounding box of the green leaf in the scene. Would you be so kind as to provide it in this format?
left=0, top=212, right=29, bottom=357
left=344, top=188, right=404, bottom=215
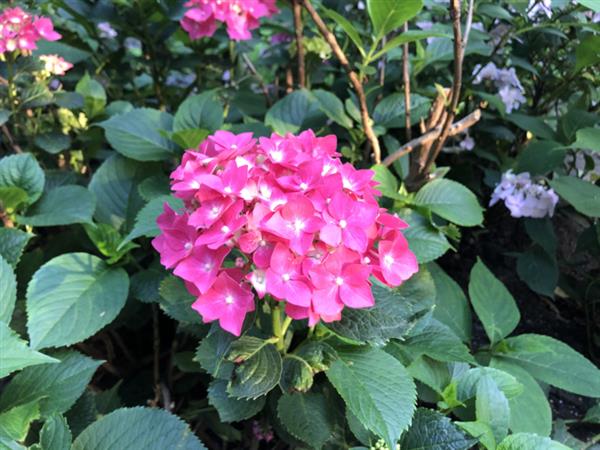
left=208, top=379, right=265, bottom=423
left=576, top=35, right=600, bottom=72
left=17, top=185, right=95, bottom=227
left=277, top=393, right=335, bottom=449
left=322, top=7, right=365, bottom=56
left=0, top=186, right=28, bottom=211
left=76, top=73, right=106, bottom=119
left=549, top=174, right=600, bottom=217
left=326, top=268, right=435, bottom=345
left=476, top=375, right=510, bottom=443
left=122, top=195, right=183, bottom=244
left=506, top=114, right=556, bottom=140
left=89, top=155, right=155, bottom=230
left=158, top=275, right=202, bottom=324
left=311, top=89, right=353, bottom=129
left=566, top=127, right=600, bottom=152
left=26, top=252, right=129, bottom=350
left=579, top=0, right=600, bottom=12
left=515, top=140, right=566, bottom=175
left=414, top=179, right=484, bottom=227
left=400, top=318, right=475, bottom=363
left=83, top=223, right=137, bottom=264
left=401, top=208, right=451, bottom=263
left=516, top=245, right=558, bottom=297
left=226, top=337, right=282, bottom=400
left=0, top=109, right=10, bottom=126
left=34, top=132, right=71, bottom=154
left=584, top=403, right=600, bottom=424
left=0, top=322, right=58, bottom=378
left=497, top=433, right=571, bottom=450
left=171, top=129, right=210, bottom=149
left=71, top=407, right=207, bottom=450
left=429, top=263, right=471, bottom=343
left=456, top=367, right=524, bottom=401
left=0, top=228, right=32, bottom=268
left=100, top=108, right=176, bottom=161
left=279, top=355, right=314, bottom=393
left=265, top=89, right=323, bottom=135
left=406, top=356, right=451, bottom=395
left=194, top=329, right=235, bottom=379
left=496, top=333, right=600, bottom=397
left=0, top=255, right=17, bottom=324
left=400, top=408, right=475, bottom=450
left=39, top=414, right=72, bottom=450
left=455, top=421, right=496, bottom=450
left=0, top=154, right=45, bottom=204
left=0, top=400, right=40, bottom=441
left=490, top=358, right=552, bottom=436
left=0, top=350, right=102, bottom=416
left=367, top=0, right=423, bottom=39
left=326, top=346, right=416, bottom=449
left=371, top=164, right=401, bottom=199
left=174, top=92, right=223, bottom=132
left=372, top=30, right=451, bottom=60
left=34, top=40, right=91, bottom=64
left=468, top=259, right=520, bottom=345
left=373, top=93, right=431, bottom=129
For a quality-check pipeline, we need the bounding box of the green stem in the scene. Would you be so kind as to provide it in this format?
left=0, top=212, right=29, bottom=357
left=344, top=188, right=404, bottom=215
left=271, top=306, right=293, bottom=352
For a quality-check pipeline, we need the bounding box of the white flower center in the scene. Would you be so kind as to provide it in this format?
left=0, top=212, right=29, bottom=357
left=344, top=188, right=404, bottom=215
left=184, top=242, right=193, bottom=251
left=293, top=219, right=305, bottom=233
left=221, top=225, right=230, bottom=233
left=383, top=254, right=394, bottom=268
left=190, top=180, right=200, bottom=189
left=339, top=219, right=347, bottom=229
left=224, top=186, right=232, bottom=194
left=335, top=276, right=344, bottom=286
left=225, top=294, right=234, bottom=304
left=299, top=182, right=308, bottom=191
left=211, top=206, right=220, bottom=217
left=282, top=273, right=291, bottom=282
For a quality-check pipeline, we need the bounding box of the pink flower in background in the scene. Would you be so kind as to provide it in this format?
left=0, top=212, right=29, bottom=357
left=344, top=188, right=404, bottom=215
left=0, top=7, right=61, bottom=56
left=180, top=0, right=278, bottom=41
left=153, top=129, right=418, bottom=336
left=39, top=54, right=73, bottom=75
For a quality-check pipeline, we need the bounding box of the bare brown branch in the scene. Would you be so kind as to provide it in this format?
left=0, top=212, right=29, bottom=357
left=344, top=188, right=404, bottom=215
left=402, top=22, right=412, bottom=141
left=241, top=53, right=273, bottom=106
left=302, top=0, right=381, bottom=163
left=292, top=0, right=306, bottom=88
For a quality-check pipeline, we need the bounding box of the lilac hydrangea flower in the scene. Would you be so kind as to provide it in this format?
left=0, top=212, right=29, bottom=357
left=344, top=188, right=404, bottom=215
left=97, top=22, right=117, bottom=39
left=490, top=170, right=558, bottom=218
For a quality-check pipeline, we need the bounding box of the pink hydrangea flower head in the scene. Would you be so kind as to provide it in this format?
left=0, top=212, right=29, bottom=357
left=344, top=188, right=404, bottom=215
left=153, top=130, right=418, bottom=336
left=180, top=0, right=278, bottom=42
left=0, top=7, right=61, bottom=56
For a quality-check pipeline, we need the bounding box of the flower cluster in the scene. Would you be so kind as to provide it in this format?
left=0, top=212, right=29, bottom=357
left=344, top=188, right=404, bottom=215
left=153, top=130, right=419, bottom=335
left=565, top=150, right=600, bottom=183
left=473, top=62, right=526, bottom=113
left=0, top=7, right=61, bottom=56
left=39, top=54, right=73, bottom=76
left=490, top=170, right=558, bottom=218
left=527, top=0, right=552, bottom=20
left=181, top=0, right=278, bottom=41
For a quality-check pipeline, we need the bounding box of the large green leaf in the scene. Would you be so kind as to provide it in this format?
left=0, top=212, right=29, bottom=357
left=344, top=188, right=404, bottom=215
left=311, top=89, right=353, bottom=129
left=516, top=245, right=558, bottom=297
left=100, top=108, right=176, bottom=161
left=0, top=154, right=45, bottom=204
left=17, top=186, right=95, bottom=227
left=0, top=255, right=17, bottom=323
left=326, top=268, right=435, bottom=345
left=34, top=132, right=71, bottom=155
left=122, top=195, right=183, bottom=244
left=89, top=155, right=155, bottom=230
left=515, top=140, right=566, bottom=175
left=414, top=179, right=483, bottom=227
left=194, top=329, right=235, bottom=379
left=0, top=228, right=32, bottom=268
left=496, top=333, right=600, bottom=397
left=476, top=375, right=510, bottom=443
left=322, top=7, right=364, bottom=55
left=549, top=174, right=600, bottom=217
left=366, top=0, right=423, bottom=38
left=456, top=367, right=523, bottom=401
left=0, top=322, right=58, bottom=378
left=468, top=259, right=520, bottom=345
left=0, top=351, right=101, bottom=416
left=398, top=318, right=475, bottom=363
left=158, top=276, right=202, bottom=324
left=0, top=400, right=40, bottom=441
left=400, top=408, right=475, bottom=450
left=490, top=358, right=552, bottom=436
left=507, top=113, right=556, bottom=140
left=372, top=30, right=451, bottom=60
left=207, top=379, right=265, bottom=423
left=76, top=73, right=106, bottom=119
left=401, top=208, right=451, bottom=263
left=226, top=337, right=282, bottom=400
left=429, top=263, right=471, bottom=343
left=26, top=253, right=129, bottom=350
left=373, top=93, right=431, bottom=129
left=174, top=91, right=223, bottom=132
left=71, top=407, right=207, bottom=450
left=38, top=414, right=72, bottom=450
left=326, top=346, right=416, bottom=448
left=277, top=392, right=335, bottom=449
left=496, top=433, right=571, bottom=450
left=265, top=89, right=323, bottom=134
left=575, top=35, right=600, bottom=71
left=566, top=127, right=600, bottom=152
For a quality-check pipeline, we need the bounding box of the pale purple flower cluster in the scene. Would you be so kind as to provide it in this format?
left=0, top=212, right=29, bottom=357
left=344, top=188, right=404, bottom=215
left=490, top=170, right=558, bottom=218
left=565, top=150, right=600, bottom=182
left=97, top=22, right=117, bottom=39
left=528, top=0, right=552, bottom=20
left=473, top=62, right=526, bottom=113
